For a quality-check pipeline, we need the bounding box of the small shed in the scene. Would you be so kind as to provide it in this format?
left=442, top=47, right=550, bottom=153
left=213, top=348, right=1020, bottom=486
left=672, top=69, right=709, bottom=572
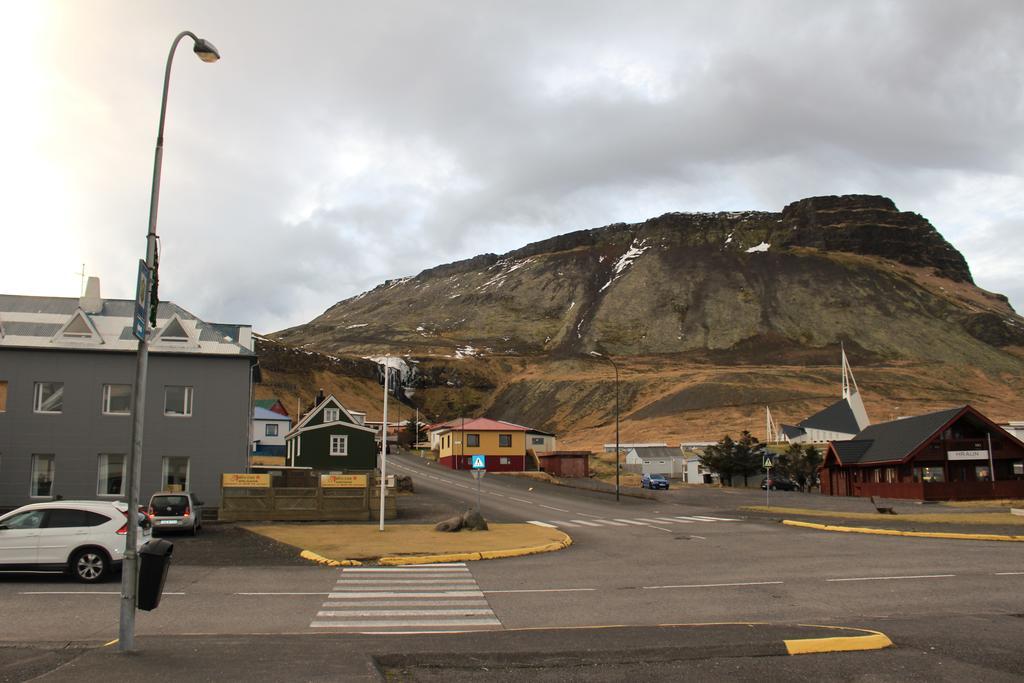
left=537, top=451, right=590, bottom=478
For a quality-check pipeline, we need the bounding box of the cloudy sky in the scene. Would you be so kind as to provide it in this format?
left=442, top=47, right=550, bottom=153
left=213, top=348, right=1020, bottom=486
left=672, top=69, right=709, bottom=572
left=2, top=1, right=1022, bottom=333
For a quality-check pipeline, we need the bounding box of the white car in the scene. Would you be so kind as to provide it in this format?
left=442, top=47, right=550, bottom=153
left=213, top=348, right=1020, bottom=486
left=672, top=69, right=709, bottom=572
left=0, top=500, right=151, bottom=583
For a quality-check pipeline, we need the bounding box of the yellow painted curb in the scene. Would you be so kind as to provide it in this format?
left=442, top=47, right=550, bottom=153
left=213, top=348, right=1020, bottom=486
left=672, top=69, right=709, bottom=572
left=299, top=549, right=362, bottom=567
left=378, top=531, right=573, bottom=566
left=785, top=632, right=893, bottom=655
left=783, top=519, right=1024, bottom=542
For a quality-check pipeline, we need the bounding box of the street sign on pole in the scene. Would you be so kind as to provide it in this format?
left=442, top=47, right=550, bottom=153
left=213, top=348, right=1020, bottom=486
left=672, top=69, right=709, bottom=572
left=132, top=260, right=150, bottom=342
left=471, top=455, right=486, bottom=469
left=763, top=452, right=773, bottom=505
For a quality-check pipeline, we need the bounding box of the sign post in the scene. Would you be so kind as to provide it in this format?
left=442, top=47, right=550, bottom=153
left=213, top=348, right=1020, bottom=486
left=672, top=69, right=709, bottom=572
left=763, top=452, right=774, bottom=505
left=471, top=455, right=486, bottom=514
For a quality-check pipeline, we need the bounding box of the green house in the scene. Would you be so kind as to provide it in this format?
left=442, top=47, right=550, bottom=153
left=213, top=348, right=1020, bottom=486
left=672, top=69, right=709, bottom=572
left=285, top=395, right=378, bottom=471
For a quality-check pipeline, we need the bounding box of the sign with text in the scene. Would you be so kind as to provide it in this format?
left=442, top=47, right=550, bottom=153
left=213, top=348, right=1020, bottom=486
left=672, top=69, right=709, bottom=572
left=321, top=474, right=367, bottom=488
left=222, top=473, right=271, bottom=488
left=947, top=450, right=988, bottom=461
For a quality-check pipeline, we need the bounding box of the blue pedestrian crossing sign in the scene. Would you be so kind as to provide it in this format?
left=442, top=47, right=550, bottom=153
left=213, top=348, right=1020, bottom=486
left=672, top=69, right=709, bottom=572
left=471, top=455, right=486, bottom=470
left=763, top=454, right=774, bottom=469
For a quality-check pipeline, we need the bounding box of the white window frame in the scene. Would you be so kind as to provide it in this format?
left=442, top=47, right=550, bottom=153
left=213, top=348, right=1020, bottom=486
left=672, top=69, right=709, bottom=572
left=30, top=454, right=55, bottom=498
left=102, top=384, right=132, bottom=415
left=324, top=407, right=340, bottom=423
left=96, top=454, right=126, bottom=496
left=330, top=435, right=348, bottom=456
left=265, top=423, right=279, bottom=437
left=33, top=382, right=64, bottom=414
left=531, top=436, right=545, bottom=445
left=161, top=456, right=190, bottom=491
left=164, top=386, right=194, bottom=417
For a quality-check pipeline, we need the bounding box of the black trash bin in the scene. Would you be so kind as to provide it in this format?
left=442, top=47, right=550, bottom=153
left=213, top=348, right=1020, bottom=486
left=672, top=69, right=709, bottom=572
left=137, top=538, right=173, bottom=611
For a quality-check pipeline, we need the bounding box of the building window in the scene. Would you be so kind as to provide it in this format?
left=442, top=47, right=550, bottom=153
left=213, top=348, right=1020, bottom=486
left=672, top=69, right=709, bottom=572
left=913, top=465, right=945, bottom=483
left=31, top=454, right=55, bottom=497
left=324, top=408, right=340, bottom=423
left=0, top=380, right=7, bottom=411
left=161, top=456, right=189, bottom=491
left=164, top=386, right=193, bottom=416
left=975, top=465, right=992, bottom=482
left=102, top=384, right=132, bottom=415
left=97, top=454, right=125, bottom=496
left=330, top=435, right=348, bottom=456
left=34, top=382, right=64, bottom=414
left=467, top=434, right=480, bottom=447
left=499, top=434, right=512, bottom=448
left=532, top=437, right=545, bottom=446
left=266, top=423, right=279, bottom=437
left=500, top=457, right=510, bottom=465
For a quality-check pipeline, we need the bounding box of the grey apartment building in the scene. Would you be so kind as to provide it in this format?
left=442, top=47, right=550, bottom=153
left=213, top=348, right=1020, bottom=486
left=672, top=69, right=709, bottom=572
left=0, top=278, right=256, bottom=511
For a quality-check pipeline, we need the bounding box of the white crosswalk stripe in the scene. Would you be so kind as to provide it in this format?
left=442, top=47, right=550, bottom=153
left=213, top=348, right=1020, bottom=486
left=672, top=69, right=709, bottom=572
left=541, top=516, right=740, bottom=530
left=310, top=563, right=500, bottom=632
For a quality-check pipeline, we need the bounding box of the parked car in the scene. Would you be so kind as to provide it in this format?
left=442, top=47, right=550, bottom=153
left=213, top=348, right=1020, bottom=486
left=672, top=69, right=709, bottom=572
left=147, top=492, right=204, bottom=535
left=642, top=473, right=670, bottom=490
left=760, top=476, right=799, bottom=491
left=0, top=500, right=151, bottom=582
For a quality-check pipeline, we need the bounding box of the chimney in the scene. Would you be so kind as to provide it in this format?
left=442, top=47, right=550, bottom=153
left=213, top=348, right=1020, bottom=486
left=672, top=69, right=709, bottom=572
left=81, top=277, right=103, bottom=314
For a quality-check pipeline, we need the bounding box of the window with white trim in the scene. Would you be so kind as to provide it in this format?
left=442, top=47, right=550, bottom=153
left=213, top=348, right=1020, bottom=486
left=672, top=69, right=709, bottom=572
left=265, top=423, right=279, bottom=437
left=34, top=382, right=64, bottom=413
left=31, top=454, right=55, bottom=497
left=324, top=407, right=340, bottom=423
left=531, top=436, right=545, bottom=446
left=161, top=456, right=189, bottom=491
left=102, top=384, right=132, bottom=415
left=330, top=435, right=348, bottom=456
left=164, top=386, right=193, bottom=416
left=97, top=454, right=125, bottom=496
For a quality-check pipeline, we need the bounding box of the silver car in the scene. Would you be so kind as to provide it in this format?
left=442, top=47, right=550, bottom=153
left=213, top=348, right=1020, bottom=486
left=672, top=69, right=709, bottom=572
left=147, top=492, right=203, bottom=535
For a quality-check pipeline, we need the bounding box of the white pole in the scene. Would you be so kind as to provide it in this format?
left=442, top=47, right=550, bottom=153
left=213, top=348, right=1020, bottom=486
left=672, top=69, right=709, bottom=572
left=987, top=432, right=996, bottom=486
left=379, top=357, right=389, bottom=531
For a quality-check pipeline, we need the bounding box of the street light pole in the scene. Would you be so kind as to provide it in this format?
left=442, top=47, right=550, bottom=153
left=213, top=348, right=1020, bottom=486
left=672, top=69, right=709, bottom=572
left=590, top=351, right=620, bottom=501
left=120, top=31, right=219, bottom=653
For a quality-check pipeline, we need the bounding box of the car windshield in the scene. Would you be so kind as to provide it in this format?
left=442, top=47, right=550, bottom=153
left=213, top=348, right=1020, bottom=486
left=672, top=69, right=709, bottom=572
left=651, top=475, right=666, bottom=480
left=151, top=495, right=189, bottom=515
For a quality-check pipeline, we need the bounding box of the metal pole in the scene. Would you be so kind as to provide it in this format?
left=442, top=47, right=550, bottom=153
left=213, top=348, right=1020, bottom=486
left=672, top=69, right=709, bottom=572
left=476, top=474, right=481, bottom=514
left=613, top=359, right=620, bottom=502
left=987, top=432, right=996, bottom=488
left=120, top=31, right=215, bottom=652
left=379, top=357, right=390, bottom=531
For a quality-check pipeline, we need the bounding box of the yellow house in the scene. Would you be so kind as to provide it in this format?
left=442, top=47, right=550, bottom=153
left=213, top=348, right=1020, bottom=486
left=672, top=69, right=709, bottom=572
left=437, top=418, right=527, bottom=471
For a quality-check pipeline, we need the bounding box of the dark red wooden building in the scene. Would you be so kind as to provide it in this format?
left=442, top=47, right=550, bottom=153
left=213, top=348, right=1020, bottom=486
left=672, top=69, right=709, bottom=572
left=821, top=405, right=1024, bottom=500
left=537, top=451, right=591, bottom=478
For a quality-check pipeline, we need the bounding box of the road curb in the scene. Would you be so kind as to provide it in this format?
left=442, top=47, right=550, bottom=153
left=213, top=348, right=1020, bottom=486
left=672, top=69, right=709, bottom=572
left=783, top=519, right=1024, bottom=542
left=299, top=550, right=362, bottom=567
left=783, top=628, right=893, bottom=655
left=377, top=531, right=573, bottom=566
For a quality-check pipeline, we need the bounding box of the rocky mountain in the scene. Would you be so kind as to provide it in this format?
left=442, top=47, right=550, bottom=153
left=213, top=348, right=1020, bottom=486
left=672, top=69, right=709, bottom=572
left=268, top=195, right=1024, bottom=449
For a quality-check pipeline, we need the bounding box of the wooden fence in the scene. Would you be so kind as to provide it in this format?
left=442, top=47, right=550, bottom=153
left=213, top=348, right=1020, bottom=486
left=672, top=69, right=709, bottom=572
left=219, top=475, right=397, bottom=522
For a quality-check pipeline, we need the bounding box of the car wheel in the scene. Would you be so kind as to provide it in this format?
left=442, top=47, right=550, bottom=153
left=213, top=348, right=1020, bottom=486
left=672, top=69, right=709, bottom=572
left=71, top=548, right=109, bottom=583
left=191, top=521, right=199, bottom=536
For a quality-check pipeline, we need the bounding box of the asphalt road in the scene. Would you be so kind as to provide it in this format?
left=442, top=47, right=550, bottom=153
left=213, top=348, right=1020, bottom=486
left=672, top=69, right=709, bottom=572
left=1, top=452, right=1022, bottom=680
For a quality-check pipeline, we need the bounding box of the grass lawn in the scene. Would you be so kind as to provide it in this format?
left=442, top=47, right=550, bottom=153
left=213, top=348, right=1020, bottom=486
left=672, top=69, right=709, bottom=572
left=742, top=505, right=1024, bottom=525
left=244, top=522, right=566, bottom=561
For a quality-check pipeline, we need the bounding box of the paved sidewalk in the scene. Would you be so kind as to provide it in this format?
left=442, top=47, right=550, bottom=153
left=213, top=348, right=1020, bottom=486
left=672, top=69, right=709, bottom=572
left=9, top=623, right=891, bottom=682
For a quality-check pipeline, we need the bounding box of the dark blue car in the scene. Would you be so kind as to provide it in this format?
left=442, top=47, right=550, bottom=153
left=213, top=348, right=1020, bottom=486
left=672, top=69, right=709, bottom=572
left=642, top=473, right=670, bottom=490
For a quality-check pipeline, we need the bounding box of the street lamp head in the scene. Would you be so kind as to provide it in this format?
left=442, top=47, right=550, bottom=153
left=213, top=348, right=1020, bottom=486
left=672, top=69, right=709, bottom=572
left=192, top=37, right=220, bottom=63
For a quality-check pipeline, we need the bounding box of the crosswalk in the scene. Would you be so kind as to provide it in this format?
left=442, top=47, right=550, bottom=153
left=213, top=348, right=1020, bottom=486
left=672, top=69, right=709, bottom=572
left=528, top=515, right=738, bottom=530
left=309, top=563, right=501, bottom=632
